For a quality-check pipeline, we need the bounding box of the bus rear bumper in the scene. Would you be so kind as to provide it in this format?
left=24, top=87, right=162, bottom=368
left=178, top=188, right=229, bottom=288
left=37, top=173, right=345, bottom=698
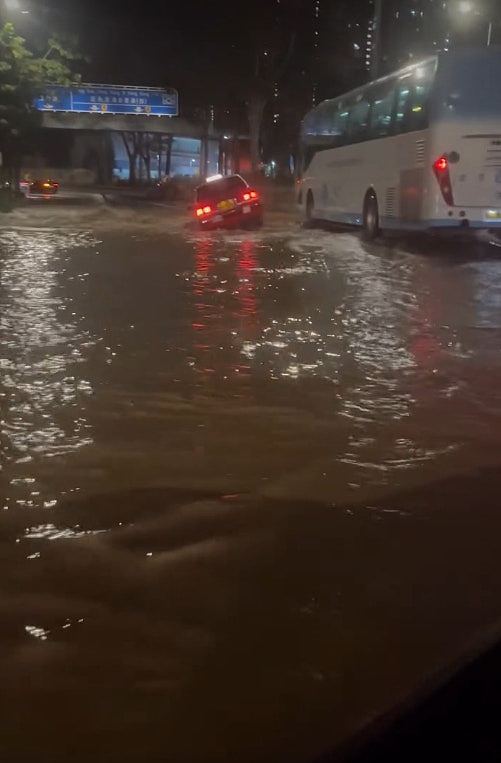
left=426, top=219, right=501, bottom=235
left=382, top=216, right=501, bottom=233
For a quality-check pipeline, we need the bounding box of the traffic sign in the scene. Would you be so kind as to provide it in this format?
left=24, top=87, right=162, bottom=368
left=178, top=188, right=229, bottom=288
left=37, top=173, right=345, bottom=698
left=34, top=84, right=178, bottom=117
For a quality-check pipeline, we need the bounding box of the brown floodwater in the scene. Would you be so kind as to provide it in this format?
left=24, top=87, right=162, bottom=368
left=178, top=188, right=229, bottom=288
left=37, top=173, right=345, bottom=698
left=2, top=223, right=501, bottom=761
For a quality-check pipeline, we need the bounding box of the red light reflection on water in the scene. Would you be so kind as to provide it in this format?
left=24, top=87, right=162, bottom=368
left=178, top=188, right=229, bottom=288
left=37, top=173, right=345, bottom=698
left=235, top=239, right=258, bottom=321
left=408, top=274, right=445, bottom=370
left=191, top=237, right=260, bottom=390
left=192, top=237, right=215, bottom=333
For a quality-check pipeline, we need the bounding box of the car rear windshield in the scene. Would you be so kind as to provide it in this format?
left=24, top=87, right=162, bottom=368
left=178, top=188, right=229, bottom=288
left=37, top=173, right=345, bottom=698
left=197, top=177, right=247, bottom=202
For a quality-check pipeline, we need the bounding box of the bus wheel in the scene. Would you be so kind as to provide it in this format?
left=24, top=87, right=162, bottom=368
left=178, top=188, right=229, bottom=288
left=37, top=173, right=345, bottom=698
left=305, top=191, right=315, bottom=227
left=363, top=192, right=380, bottom=240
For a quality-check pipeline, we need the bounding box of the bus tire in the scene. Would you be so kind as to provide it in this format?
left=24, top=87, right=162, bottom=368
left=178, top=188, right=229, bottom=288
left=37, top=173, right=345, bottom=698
left=305, top=191, right=315, bottom=227
left=363, top=191, right=380, bottom=240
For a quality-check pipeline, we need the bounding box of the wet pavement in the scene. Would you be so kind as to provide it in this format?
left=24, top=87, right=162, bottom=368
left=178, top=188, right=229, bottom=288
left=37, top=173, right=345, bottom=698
left=2, top=219, right=501, bottom=761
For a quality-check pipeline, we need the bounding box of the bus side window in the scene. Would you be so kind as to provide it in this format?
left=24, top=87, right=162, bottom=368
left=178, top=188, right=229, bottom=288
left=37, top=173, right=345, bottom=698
left=347, top=94, right=370, bottom=144
left=409, top=84, right=430, bottom=130
left=408, top=62, right=436, bottom=131
left=331, top=104, right=349, bottom=147
left=369, top=84, right=395, bottom=139
left=303, top=146, right=316, bottom=171
left=394, top=84, right=412, bottom=134
left=311, top=102, right=331, bottom=139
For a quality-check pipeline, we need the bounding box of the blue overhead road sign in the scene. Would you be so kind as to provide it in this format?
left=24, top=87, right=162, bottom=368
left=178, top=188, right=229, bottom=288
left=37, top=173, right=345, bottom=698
left=34, top=84, right=178, bottom=116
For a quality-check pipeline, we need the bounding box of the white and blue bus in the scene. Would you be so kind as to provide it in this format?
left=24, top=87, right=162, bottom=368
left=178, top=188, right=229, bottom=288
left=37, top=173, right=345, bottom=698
left=298, top=48, right=501, bottom=237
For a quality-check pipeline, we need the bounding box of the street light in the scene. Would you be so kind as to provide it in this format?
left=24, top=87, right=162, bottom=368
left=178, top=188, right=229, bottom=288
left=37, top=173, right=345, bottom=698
left=5, top=0, right=28, bottom=10
left=454, top=1, right=494, bottom=46
left=0, top=5, right=28, bottom=26
left=2, top=0, right=30, bottom=16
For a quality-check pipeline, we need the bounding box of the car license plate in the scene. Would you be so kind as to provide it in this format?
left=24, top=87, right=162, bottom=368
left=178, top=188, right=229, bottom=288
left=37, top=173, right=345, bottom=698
left=485, top=209, right=501, bottom=220
left=218, top=199, right=235, bottom=211
left=242, top=205, right=251, bottom=214
left=213, top=214, right=223, bottom=222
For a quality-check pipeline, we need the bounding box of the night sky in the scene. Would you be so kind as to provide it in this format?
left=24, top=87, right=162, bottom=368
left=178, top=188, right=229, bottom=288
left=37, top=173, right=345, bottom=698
left=14, top=1, right=499, bottom=109
left=10, top=0, right=369, bottom=141
left=16, top=1, right=368, bottom=101
left=36, top=1, right=285, bottom=91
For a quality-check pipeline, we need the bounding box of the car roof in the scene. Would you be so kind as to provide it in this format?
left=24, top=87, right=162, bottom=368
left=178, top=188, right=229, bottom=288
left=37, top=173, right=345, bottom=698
left=196, top=174, right=247, bottom=190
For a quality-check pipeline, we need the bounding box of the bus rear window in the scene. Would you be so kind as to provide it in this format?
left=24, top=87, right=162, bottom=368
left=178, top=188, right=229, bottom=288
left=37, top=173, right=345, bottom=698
left=435, top=51, right=501, bottom=119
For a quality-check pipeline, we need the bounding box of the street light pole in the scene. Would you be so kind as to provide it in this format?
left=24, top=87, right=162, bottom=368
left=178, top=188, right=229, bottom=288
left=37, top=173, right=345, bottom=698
left=487, top=19, right=493, bottom=46
left=455, top=2, right=494, bottom=47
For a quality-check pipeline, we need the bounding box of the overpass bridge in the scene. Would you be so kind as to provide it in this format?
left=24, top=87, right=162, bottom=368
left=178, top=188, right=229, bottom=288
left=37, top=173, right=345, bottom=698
left=27, top=84, right=233, bottom=184
left=41, top=111, right=207, bottom=139
left=35, top=111, right=223, bottom=185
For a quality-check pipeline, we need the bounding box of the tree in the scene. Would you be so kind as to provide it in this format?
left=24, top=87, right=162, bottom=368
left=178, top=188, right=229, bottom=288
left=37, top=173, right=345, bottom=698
left=0, top=22, right=80, bottom=182
left=119, top=132, right=166, bottom=185
left=138, top=132, right=152, bottom=184
left=241, top=1, right=302, bottom=172
left=120, top=132, right=141, bottom=185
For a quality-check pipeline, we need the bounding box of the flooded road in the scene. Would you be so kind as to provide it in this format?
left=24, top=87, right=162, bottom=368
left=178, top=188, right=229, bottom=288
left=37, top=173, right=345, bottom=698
left=2, top=222, right=501, bottom=761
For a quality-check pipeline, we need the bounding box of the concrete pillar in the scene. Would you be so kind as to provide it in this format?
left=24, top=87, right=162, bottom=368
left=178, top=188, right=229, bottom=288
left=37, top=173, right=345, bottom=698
left=165, top=135, right=172, bottom=177
left=200, top=135, right=209, bottom=179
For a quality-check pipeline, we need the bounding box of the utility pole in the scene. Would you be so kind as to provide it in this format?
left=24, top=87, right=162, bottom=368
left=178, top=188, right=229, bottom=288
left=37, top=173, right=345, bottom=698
left=371, top=0, right=383, bottom=79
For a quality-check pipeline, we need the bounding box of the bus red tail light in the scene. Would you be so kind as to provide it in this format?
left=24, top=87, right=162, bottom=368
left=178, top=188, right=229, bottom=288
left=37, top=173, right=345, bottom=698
left=433, top=155, right=454, bottom=206
left=433, top=156, right=448, bottom=174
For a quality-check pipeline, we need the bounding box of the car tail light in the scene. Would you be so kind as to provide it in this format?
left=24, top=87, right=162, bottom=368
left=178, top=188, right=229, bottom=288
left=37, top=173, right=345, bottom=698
left=196, top=205, right=212, bottom=217
left=433, top=155, right=454, bottom=206
left=242, top=189, right=259, bottom=202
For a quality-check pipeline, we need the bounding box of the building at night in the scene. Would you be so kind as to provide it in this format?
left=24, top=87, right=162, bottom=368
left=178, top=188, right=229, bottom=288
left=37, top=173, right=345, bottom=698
left=262, top=0, right=375, bottom=170
left=379, top=0, right=450, bottom=72
left=379, top=0, right=497, bottom=74
left=305, top=0, right=374, bottom=103
left=298, top=0, right=497, bottom=97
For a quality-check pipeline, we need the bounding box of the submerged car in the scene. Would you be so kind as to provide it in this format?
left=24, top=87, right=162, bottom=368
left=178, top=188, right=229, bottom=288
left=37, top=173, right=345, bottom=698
left=193, top=174, right=263, bottom=229
left=23, top=179, right=59, bottom=198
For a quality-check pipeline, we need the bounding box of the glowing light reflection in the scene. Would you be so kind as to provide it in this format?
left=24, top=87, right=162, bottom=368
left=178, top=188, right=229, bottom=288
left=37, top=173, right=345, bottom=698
left=0, top=230, right=96, bottom=509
